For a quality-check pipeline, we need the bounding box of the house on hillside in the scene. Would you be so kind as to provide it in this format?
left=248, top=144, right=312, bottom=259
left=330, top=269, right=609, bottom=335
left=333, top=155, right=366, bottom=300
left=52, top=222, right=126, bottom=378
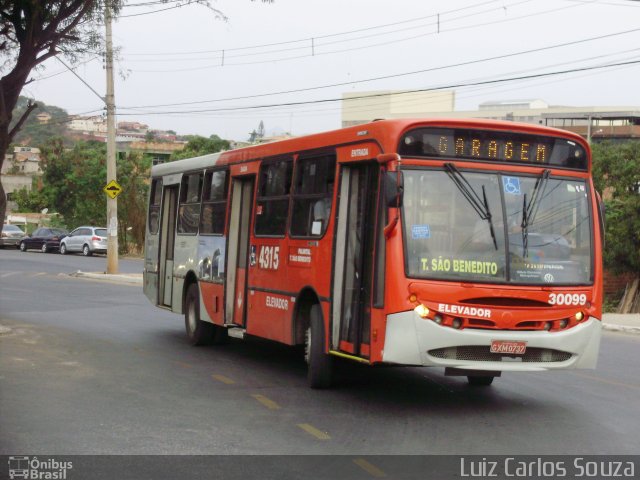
left=1, top=146, right=43, bottom=214
left=68, top=115, right=107, bottom=135
left=35, top=112, right=51, bottom=124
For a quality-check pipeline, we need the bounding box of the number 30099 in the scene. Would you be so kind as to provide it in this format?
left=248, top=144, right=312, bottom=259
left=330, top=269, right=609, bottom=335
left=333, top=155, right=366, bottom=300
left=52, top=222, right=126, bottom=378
left=548, top=293, right=587, bottom=306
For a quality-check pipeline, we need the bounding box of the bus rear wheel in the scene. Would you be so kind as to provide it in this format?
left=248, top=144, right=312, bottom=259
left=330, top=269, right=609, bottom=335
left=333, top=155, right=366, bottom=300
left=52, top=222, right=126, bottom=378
left=467, top=375, right=495, bottom=386
left=185, top=283, right=214, bottom=346
left=305, top=304, right=333, bottom=389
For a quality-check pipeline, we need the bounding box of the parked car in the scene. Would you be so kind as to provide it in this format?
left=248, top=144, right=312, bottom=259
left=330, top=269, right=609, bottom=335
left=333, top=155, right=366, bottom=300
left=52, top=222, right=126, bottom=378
left=1, top=224, right=26, bottom=248
left=19, top=227, right=68, bottom=253
left=60, top=226, right=107, bottom=256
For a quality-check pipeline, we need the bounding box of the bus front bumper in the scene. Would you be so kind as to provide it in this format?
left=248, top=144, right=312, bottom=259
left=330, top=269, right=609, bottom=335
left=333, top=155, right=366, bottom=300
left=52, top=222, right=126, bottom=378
left=382, top=312, right=601, bottom=371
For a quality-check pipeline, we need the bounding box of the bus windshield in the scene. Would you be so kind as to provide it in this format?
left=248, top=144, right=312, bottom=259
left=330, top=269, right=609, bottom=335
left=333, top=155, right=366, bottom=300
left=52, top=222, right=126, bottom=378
left=402, top=168, right=592, bottom=285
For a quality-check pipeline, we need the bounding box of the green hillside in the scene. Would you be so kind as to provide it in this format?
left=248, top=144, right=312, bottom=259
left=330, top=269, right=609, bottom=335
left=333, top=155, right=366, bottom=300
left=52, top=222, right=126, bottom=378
left=11, top=96, right=71, bottom=147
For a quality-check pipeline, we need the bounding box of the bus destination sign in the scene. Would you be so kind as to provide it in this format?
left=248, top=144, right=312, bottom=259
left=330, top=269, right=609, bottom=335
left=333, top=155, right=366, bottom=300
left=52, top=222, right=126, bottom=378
left=399, top=127, right=588, bottom=170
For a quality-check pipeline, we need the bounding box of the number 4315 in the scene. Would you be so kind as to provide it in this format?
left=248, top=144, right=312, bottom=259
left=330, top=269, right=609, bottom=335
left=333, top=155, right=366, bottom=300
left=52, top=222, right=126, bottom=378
left=259, top=245, right=279, bottom=270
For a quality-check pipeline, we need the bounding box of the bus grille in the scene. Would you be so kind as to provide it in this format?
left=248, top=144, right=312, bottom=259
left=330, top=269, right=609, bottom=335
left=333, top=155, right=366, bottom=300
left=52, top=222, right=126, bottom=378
left=428, top=346, right=572, bottom=363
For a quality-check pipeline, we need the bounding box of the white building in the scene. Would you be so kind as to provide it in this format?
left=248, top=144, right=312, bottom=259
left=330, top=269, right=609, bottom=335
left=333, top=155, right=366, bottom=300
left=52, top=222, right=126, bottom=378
left=68, top=115, right=107, bottom=134
left=341, top=92, right=640, bottom=139
left=1, top=147, right=43, bottom=214
left=342, top=90, right=455, bottom=128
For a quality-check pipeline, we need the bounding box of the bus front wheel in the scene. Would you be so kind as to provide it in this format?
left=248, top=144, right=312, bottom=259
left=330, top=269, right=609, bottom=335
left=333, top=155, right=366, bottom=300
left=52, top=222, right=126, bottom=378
left=185, top=283, right=214, bottom=346
left=305, top=304, right=333, bottom=389
left=467, top=375, right=495, bottom=386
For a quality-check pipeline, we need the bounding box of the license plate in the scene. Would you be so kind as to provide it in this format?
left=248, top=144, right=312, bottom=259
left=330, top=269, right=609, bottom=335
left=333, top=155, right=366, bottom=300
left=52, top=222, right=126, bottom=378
left=490, top=340, right=527, bottom=355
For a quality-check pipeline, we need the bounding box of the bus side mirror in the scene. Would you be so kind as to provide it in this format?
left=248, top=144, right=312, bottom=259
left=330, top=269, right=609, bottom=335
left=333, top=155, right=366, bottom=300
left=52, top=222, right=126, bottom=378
left=384, top=171, right=403, bottom=208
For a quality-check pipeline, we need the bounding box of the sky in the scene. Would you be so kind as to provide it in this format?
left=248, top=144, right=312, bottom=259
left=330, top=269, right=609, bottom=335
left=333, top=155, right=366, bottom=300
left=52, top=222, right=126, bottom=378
left=22, top=0, right=640, bottom=142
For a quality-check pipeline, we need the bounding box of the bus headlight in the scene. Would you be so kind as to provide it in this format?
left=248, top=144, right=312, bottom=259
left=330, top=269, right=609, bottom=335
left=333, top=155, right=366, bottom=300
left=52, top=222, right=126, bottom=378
left=415, top=304, right=430, bottom=318
left=575, top=312, right=584, bottom=322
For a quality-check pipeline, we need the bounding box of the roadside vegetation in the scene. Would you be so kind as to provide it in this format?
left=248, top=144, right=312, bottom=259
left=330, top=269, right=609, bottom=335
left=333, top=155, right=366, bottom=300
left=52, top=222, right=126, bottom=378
left=12, top=132, right=230, bottom=253
left=592, top=140, right=640, bottom=312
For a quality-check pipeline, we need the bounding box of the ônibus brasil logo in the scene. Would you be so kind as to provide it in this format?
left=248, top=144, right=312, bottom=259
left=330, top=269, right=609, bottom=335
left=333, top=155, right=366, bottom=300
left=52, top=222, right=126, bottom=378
left=8, top=456, right=73, bottom=479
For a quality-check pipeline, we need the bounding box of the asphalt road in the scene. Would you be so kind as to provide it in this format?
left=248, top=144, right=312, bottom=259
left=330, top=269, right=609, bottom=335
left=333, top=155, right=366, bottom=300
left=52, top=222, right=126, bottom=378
left=1, top=248, right=639, bottom=460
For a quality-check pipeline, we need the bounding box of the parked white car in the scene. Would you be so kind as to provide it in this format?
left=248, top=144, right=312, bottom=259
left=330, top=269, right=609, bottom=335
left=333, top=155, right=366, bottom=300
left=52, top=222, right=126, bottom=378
left=59, top=226, right=107, bottom=256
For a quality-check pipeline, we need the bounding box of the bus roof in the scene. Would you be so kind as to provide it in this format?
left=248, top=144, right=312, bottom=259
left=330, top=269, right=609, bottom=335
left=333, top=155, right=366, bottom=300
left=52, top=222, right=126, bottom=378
left=151, top=118, right=589, bottom=177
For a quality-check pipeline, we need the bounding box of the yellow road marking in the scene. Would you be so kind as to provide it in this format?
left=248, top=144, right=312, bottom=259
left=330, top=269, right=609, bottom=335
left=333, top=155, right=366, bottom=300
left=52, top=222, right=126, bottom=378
left=297, top=423, right=330, bottom=440
left=571, top=371, right=640, bottom=391
left=353, top=458, right=387, bottom=478
left=212, top=374, right=236, bottom=385
left=174, top=361, right=192, bottom=369
left=251, top=393, right=281, bottom=410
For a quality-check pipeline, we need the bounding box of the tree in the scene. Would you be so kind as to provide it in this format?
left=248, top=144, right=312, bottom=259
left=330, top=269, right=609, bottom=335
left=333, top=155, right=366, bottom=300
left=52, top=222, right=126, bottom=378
left=1, top=0, right=272, bottom=230
left=0, top=0, right=121, bottom=230
left=114, top=150, right=150, bottom=253
left=15, top=138, right=150, bottom=252
left=13, top=184, right=48, bottom=212
left=592, top=141, right=640, bottom=276
left=592, top=140, right=640, bottom=312
left=171, top=134, right=230, bottom=160
left=38, top=138, right=107, bottom=227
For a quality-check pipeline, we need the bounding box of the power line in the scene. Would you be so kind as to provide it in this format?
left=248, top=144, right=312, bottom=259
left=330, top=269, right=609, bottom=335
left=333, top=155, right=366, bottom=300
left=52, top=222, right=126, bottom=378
left=121, top=0, right=504, bottom=56
left=118, top=27, right=640, bottom=110
left=54, top=57, right=104, bottom=103
left=119, top=57, right=640, bottom=121
left=31, top=56, right=99, bottom=82
left=114, top=59, right=640, bottom=116
left=120, top=0, right=639, bottom=63
left=123, top=0, right=184, bottom=7
left=121, top=1, right=594, bottom=70
left=119, top=0, right=210, bottom=18
left=120, top=0, right=544, bottom=67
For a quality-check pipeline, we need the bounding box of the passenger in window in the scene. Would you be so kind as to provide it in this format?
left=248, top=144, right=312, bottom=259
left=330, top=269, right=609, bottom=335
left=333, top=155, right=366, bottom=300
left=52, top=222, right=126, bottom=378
left=310, top=198, right=331, bottom=235
left=313, top=198, right=331, bottom=222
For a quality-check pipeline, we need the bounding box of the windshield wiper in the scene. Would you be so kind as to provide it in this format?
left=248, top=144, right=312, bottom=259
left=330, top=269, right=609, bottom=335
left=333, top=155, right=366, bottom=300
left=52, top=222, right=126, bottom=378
left=521, top=169, right=550, bottom=257
left=444, top=163, right=498, bottom=250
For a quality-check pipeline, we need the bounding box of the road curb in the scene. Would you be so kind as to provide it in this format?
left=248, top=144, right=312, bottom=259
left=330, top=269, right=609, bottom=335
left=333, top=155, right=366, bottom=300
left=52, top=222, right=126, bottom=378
left=602, top=323, right=640, bottom=335
left=69, top=270, right=143, bottom=285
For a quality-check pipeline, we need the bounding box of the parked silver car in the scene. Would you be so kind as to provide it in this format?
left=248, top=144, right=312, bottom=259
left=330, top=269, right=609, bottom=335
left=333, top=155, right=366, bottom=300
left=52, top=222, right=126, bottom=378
left=59, top=226, right=107, bottom=256
left=1, top=224, right=26, bottom=248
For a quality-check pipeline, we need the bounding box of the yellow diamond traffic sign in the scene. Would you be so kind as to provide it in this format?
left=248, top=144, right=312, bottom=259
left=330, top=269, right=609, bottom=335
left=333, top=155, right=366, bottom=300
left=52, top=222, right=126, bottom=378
left=103, top=180, right=123, bottom=199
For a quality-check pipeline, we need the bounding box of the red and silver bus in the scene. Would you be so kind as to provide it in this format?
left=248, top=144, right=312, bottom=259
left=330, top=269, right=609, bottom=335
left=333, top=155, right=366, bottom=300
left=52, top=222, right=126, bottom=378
left=144, top=118, right=603, bottom=388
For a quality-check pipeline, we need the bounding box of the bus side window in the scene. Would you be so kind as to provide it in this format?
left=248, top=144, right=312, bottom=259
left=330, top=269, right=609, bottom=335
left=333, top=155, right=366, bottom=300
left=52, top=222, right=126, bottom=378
left=290, top=153, right=336, bottom=237
left=148, top=178, right=162, bottom=235
left=200, top=170, right=228, bottom=235
left=177, top=172, right=203, bottom=234
left=255, top=158, right=293, bottom=236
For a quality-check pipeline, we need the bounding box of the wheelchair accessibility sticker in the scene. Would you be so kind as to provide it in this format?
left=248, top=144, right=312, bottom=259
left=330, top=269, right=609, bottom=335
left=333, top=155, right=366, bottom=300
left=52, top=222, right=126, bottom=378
left=411, top=224, right=431, bottom=239
left=502, top=176, right=521, bottom=195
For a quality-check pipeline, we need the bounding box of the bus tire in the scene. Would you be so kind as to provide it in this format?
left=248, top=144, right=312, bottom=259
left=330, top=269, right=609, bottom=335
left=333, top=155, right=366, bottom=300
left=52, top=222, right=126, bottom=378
left=185, top=283, right=214, bottom=346
left=306, top=304, right=332, bottom=389
left=211, top=324, right=228, bottom=345
left=467, top=375, right=495, bottom=386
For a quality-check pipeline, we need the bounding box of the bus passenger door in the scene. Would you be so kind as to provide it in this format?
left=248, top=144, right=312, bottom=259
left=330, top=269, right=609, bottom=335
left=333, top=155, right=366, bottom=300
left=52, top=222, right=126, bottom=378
left=159, top=185, right=178, bottom=307
left=332, top=163, right=379, bottom=358
left=225, top=176, right=254, bottom=327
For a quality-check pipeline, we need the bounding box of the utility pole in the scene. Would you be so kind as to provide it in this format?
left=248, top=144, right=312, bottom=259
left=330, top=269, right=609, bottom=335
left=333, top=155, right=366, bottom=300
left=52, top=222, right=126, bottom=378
left=105, top=0, right=119, bottom=274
